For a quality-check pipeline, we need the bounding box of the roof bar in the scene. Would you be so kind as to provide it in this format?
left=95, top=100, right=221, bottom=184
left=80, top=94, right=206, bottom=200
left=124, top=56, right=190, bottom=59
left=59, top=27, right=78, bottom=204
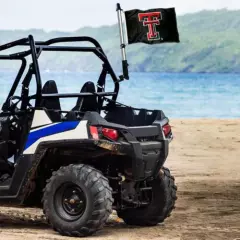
left=19, top=36, right=102, bottom=48
left=0, top=38, right=28, bottom=51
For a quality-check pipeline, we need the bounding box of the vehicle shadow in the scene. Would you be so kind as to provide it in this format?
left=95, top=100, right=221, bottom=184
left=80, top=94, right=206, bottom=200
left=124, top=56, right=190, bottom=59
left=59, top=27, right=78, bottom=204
left=0, top=212, right=163, bottom=237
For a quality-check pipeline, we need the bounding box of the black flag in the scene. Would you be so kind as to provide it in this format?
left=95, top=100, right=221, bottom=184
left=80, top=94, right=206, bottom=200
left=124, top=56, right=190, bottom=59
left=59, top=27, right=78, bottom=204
left=124, top=8, right=180, bottom=45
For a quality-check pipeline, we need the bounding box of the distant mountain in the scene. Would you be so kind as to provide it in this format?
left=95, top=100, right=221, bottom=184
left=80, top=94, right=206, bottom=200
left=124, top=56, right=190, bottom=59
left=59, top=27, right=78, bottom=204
left=0, top=9, right=239, bottom=73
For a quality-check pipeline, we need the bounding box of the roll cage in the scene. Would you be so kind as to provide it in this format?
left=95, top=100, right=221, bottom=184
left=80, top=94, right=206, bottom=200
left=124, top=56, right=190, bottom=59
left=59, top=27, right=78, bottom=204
left=0, top=35, right=120, bottom=113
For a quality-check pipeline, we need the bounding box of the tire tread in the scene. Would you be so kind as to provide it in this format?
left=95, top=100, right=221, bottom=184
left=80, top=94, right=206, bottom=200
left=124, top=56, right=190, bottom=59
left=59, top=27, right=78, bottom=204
left=42, top=164, right=113, bottom=237
left=118, top=167, right=177, bottom=226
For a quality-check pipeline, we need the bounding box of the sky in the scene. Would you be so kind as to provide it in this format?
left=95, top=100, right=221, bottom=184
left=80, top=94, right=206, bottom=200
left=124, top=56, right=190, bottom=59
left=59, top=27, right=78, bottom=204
left=0, top=0, right=239, bottom=31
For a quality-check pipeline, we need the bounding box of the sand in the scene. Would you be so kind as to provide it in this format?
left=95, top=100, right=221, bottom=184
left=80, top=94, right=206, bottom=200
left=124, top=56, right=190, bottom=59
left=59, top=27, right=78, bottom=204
left=0, top=119, right=239, bottom=240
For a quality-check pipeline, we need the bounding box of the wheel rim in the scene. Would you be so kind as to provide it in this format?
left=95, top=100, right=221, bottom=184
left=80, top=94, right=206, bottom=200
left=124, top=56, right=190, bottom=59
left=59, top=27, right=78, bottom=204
left=54, top=182, right=86, bottom=221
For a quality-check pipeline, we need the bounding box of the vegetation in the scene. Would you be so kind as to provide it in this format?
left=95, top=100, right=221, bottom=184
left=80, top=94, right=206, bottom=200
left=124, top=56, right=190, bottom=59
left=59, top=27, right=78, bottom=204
left=0, top=9, right=239, bottom=73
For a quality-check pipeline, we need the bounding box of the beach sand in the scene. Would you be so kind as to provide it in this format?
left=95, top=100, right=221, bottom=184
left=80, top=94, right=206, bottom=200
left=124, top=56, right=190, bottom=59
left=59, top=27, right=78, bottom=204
left=0, top=119, right=239, bottom=240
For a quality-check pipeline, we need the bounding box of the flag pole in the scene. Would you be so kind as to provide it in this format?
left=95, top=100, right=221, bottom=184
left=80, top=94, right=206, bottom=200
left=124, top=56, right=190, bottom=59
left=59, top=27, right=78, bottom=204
left=116, top=3, right=129, bottom=80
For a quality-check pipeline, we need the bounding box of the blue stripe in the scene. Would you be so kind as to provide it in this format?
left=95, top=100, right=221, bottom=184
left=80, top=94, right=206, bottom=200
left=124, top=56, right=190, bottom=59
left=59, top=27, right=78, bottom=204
left=24, top=121, right=79, bottom=150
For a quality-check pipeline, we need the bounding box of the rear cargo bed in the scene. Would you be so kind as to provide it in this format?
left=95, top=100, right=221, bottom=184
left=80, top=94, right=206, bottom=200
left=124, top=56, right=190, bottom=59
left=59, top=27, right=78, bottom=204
left=104, top=106, right=167, bottom=127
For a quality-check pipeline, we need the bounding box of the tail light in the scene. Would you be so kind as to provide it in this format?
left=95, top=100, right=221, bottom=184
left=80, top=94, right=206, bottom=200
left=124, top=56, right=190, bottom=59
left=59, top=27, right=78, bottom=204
left=90, top=126, right=119, bottom=141
left=102, top=128, right=119, bottom=141
left=163, top=123, right=171, bottom=136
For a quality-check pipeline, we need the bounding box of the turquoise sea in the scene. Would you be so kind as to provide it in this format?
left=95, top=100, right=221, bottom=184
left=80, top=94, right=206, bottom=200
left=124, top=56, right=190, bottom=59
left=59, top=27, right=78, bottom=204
left=0, top=71, right=239, bottom=118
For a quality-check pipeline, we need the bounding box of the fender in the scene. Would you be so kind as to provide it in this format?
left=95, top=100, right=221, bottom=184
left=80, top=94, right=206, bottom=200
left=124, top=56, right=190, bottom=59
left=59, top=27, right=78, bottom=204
left=19, top=138, right=127, bottom=202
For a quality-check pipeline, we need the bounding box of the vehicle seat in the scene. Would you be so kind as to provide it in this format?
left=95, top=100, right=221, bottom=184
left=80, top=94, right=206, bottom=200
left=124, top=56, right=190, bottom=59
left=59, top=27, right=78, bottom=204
left=40, top=80, right=62, bottom=122
left=65, top=81, right=98, bottom=120
left=0, top=117, right=11, bottom=166
left=75, top=81, right=98, bottom=112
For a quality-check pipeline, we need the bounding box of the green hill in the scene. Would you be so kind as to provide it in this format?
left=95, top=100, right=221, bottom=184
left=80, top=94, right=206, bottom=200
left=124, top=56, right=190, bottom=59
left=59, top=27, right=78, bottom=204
left=0, top=9, right=240, bottom=73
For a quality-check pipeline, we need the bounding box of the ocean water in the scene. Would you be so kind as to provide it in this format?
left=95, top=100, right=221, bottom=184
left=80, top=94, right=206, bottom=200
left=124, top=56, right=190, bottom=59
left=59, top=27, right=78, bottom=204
left=0, top=71, right=239, bottom=119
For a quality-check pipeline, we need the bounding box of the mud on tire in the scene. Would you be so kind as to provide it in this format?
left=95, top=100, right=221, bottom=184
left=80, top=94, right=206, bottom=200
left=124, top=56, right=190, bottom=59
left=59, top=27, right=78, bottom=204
left=42, top=164, right=113, bottom=237
left=117, top=167, right=177, bottom=226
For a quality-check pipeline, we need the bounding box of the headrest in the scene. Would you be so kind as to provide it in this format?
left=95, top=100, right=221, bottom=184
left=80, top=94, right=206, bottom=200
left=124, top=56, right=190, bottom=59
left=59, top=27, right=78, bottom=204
left=42, top=80, right=58, bottom=94
left=75, top=81, right=96, bottom=108
left=80, top=81, right=96, bottom=93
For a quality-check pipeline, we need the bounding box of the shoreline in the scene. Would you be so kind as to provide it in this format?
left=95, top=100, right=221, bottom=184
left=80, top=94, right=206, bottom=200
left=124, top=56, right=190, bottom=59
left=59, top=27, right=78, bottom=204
left=1, top=69, right=240, bottom=74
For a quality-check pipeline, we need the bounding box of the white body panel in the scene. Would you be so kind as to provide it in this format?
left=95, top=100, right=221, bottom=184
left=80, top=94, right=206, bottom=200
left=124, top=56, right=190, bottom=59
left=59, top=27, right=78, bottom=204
left=31, top=110, right=52, bottom=128
left=23, top=110, right=89, bottom=155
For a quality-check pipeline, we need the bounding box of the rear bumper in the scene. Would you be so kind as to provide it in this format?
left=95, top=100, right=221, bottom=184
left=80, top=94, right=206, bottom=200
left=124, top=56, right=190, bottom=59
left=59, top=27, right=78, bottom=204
left=93, top=137, right=169, bottom=181
left=117, top=139, right=169, bottom=181
left=96, top=125, right=171, bottom=181
left=120, top=119, right=171, bottom=181
left=84, top=111, right=172, bottom=181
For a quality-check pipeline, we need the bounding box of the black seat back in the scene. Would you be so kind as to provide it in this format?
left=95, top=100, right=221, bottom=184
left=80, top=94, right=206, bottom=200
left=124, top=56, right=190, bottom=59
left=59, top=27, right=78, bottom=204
left=72, top=81, right=98, bottom=112
left=40, top=80, right=62, bottom=122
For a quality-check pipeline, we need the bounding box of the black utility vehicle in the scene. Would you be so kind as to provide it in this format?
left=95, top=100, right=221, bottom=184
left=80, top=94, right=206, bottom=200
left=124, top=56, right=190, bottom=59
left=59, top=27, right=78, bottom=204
left=0, top=35, right=177, bottom=237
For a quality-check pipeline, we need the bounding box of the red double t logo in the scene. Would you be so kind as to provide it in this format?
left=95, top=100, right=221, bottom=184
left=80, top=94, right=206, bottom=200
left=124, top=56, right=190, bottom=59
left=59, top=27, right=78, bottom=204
left=138, top=12, right=162, bottom=41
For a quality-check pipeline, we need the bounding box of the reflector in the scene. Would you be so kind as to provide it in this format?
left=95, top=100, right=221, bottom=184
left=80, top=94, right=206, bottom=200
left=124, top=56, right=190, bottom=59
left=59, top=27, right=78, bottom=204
left=90, top=126, right=99, bottom=140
